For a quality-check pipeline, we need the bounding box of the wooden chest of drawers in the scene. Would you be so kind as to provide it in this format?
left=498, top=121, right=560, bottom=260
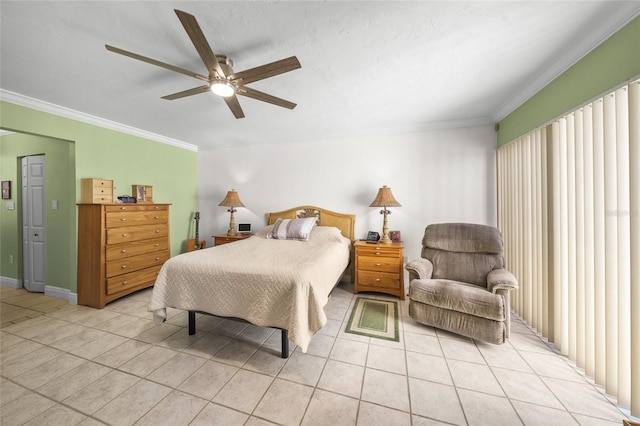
left=77, top=203, right=170, bottom=308
left=80, top=178, right=114, bottom=204
left=354, top=241, right=404, bottom=299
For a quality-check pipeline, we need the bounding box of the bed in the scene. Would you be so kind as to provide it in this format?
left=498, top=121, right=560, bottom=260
left=149, top=206, right=355, bottom=358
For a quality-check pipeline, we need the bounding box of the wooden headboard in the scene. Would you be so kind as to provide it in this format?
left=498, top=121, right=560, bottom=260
left=266, top=206, right=355, bottom=241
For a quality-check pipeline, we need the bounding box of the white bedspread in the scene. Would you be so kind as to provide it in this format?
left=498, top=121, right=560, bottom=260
left=149, top=225, right=351, bottom=352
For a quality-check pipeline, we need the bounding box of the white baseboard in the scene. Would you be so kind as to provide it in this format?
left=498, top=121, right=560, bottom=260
left=0, top=276, right=21, bottom=289
left=44, top=285, right=77, bottom=305
left=1, top=278, right=77, bottom=305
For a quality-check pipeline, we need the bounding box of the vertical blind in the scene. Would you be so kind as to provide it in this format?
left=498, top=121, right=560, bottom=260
left=497, top=78, right=639, bottom=417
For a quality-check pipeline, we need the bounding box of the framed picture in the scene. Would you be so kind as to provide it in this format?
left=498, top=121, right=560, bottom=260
left=1, top=181, right=10, bottom=200
left=390, top=230, right=402, bottom=242
left=366, top=231, right=380, bottom=242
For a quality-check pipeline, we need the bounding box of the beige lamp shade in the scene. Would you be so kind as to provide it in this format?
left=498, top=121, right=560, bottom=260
left=218, top=189, right=245, bottom=208
left=218, top=189, right=244, bottom=236
left=369, top=185, right=402, bottom=208
left=370, top=185, right=401, bottom=244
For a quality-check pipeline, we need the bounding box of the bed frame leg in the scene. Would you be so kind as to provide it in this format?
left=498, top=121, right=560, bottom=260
left=281, top=330, right=289, bottom=358
left=188, top=311, right=196, bottom=335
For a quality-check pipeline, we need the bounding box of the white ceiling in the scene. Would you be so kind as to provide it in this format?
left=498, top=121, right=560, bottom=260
left=1, top=1, right=638, bottom=151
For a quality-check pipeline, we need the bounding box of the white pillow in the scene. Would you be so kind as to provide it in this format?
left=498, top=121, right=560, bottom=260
left=267, top=217, right=317, bottom=241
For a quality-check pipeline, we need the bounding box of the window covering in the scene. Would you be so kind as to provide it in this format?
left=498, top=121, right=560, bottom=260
left=497, top=78, right=639, bottom=417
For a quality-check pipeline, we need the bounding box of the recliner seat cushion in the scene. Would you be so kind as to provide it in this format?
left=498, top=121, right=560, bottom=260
left=409, top=279, right=505, bottom=322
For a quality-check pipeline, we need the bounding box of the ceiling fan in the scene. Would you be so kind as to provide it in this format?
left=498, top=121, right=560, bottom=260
left=105, top=9, right=301, bottom=119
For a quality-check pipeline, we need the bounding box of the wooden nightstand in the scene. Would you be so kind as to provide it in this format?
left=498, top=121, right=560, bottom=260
left=213, top=233, right=253, bottom=246
left=354, top=240, right=404, bottom=299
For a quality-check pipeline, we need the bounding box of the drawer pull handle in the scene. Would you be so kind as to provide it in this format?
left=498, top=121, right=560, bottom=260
left=154, top=216, right=160, bottom=219
left=121, top=265, right=127, bottom=269
left=375, top=252, right=381, bottom=256
left=120, top=249, right=127, bottom=253
left=121, top=218, right=127, bottom=222
left=120, top=207, right=126, bottom=210
left=155, top=257, right=160, bottom=261
left=122, top=281, right=128, bottom=286
left=122, top=233, right=129, bottom=237
left=376, top=263, right=381, bottom=266
left=155, top=243, right=159, bottom=247
left=155, top=229, right=160, bottom=233
left=375, top=278, right=381, bottom=282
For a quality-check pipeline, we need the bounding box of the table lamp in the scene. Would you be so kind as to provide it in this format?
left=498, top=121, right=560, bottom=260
left=218, top=189, right=245, bottom=236
left=369, top=185, right=401, bottom=244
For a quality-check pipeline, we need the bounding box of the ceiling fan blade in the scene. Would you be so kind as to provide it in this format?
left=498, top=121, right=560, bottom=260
left=223, top=95, right=245, bottom=119
left=230, top=56, right=301, bottom=86
left=237, top=87, right=297, bottom=110
left=161, top=84, right=211, bottom=100
left=105, top=44, right=208, bottom=81
left=174, top=9, right=224, bottom=77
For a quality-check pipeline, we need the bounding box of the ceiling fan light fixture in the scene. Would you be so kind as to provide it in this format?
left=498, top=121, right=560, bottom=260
left=210, top=80, right=235, bottom=97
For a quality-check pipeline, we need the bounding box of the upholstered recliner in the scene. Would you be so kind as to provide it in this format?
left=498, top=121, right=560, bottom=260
left=405, top=223, right=518, bottom=344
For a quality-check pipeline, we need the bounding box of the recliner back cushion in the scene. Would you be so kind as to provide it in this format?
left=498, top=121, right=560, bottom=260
left=423, top=223, right=503, bottom=254
left=421, top=247, right=503, bottom=288
left=421, top=223, right=504, bottom=287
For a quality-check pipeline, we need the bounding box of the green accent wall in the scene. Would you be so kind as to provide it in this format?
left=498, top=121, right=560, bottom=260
left=0, top=101, right=198, bottom=295
left=497, top=15, right=640, bottom=147
left=0, top=133, right=75, bottom=289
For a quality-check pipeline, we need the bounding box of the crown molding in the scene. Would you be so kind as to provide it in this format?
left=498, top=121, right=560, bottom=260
left=0, top=89, right=198, bottom=152
left=492, top=6, right=640, bottom=123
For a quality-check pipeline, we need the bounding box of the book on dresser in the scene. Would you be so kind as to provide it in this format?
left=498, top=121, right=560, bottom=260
left=77, top=203, right=171, bottom=308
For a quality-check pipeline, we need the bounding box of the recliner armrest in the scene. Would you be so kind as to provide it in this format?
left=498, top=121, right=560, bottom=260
left=487, top=269, right=518, bottom=293
left=405, top=258, right=433, bottom=280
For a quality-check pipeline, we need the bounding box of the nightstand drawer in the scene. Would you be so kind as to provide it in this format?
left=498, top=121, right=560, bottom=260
left=357, top=271, right=401, bottom=289
left=356, top=246, right=400, bottom=258
left=214, top=234, right=253, bottom=246
left=358, top=256, right=401, bottom=273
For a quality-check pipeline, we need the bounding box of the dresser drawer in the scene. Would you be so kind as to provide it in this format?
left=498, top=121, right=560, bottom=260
left=106, top=224, right=168, bottom=244
left=106, top=250, right=169, bottom=278
left=106, top=265, right=163, bottom=295
left=105, top=238, right=168, bottom=261
left=106, top=210, right=169, bottom=228
left=105, top=204, right=168, bottom=213
left=357, top=270, right=401, bottom=290
left=358, top=256, right=401, bottom=273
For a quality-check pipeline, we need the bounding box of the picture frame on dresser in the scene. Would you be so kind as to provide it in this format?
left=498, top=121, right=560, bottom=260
left=390, top=230, right=402, bottom=242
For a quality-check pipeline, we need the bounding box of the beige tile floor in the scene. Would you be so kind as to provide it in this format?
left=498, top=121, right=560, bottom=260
left=0, top=283, right=631, bottom=426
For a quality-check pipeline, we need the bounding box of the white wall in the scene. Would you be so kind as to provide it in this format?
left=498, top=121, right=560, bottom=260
left=198, top=125, right=497, bottom=262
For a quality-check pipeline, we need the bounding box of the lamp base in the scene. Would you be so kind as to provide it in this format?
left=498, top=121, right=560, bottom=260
left=227, top=209, right=237, bottom=237
left=379, top=234, right=393, bottom=244
left=380, top=208, right=392, bottom=244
